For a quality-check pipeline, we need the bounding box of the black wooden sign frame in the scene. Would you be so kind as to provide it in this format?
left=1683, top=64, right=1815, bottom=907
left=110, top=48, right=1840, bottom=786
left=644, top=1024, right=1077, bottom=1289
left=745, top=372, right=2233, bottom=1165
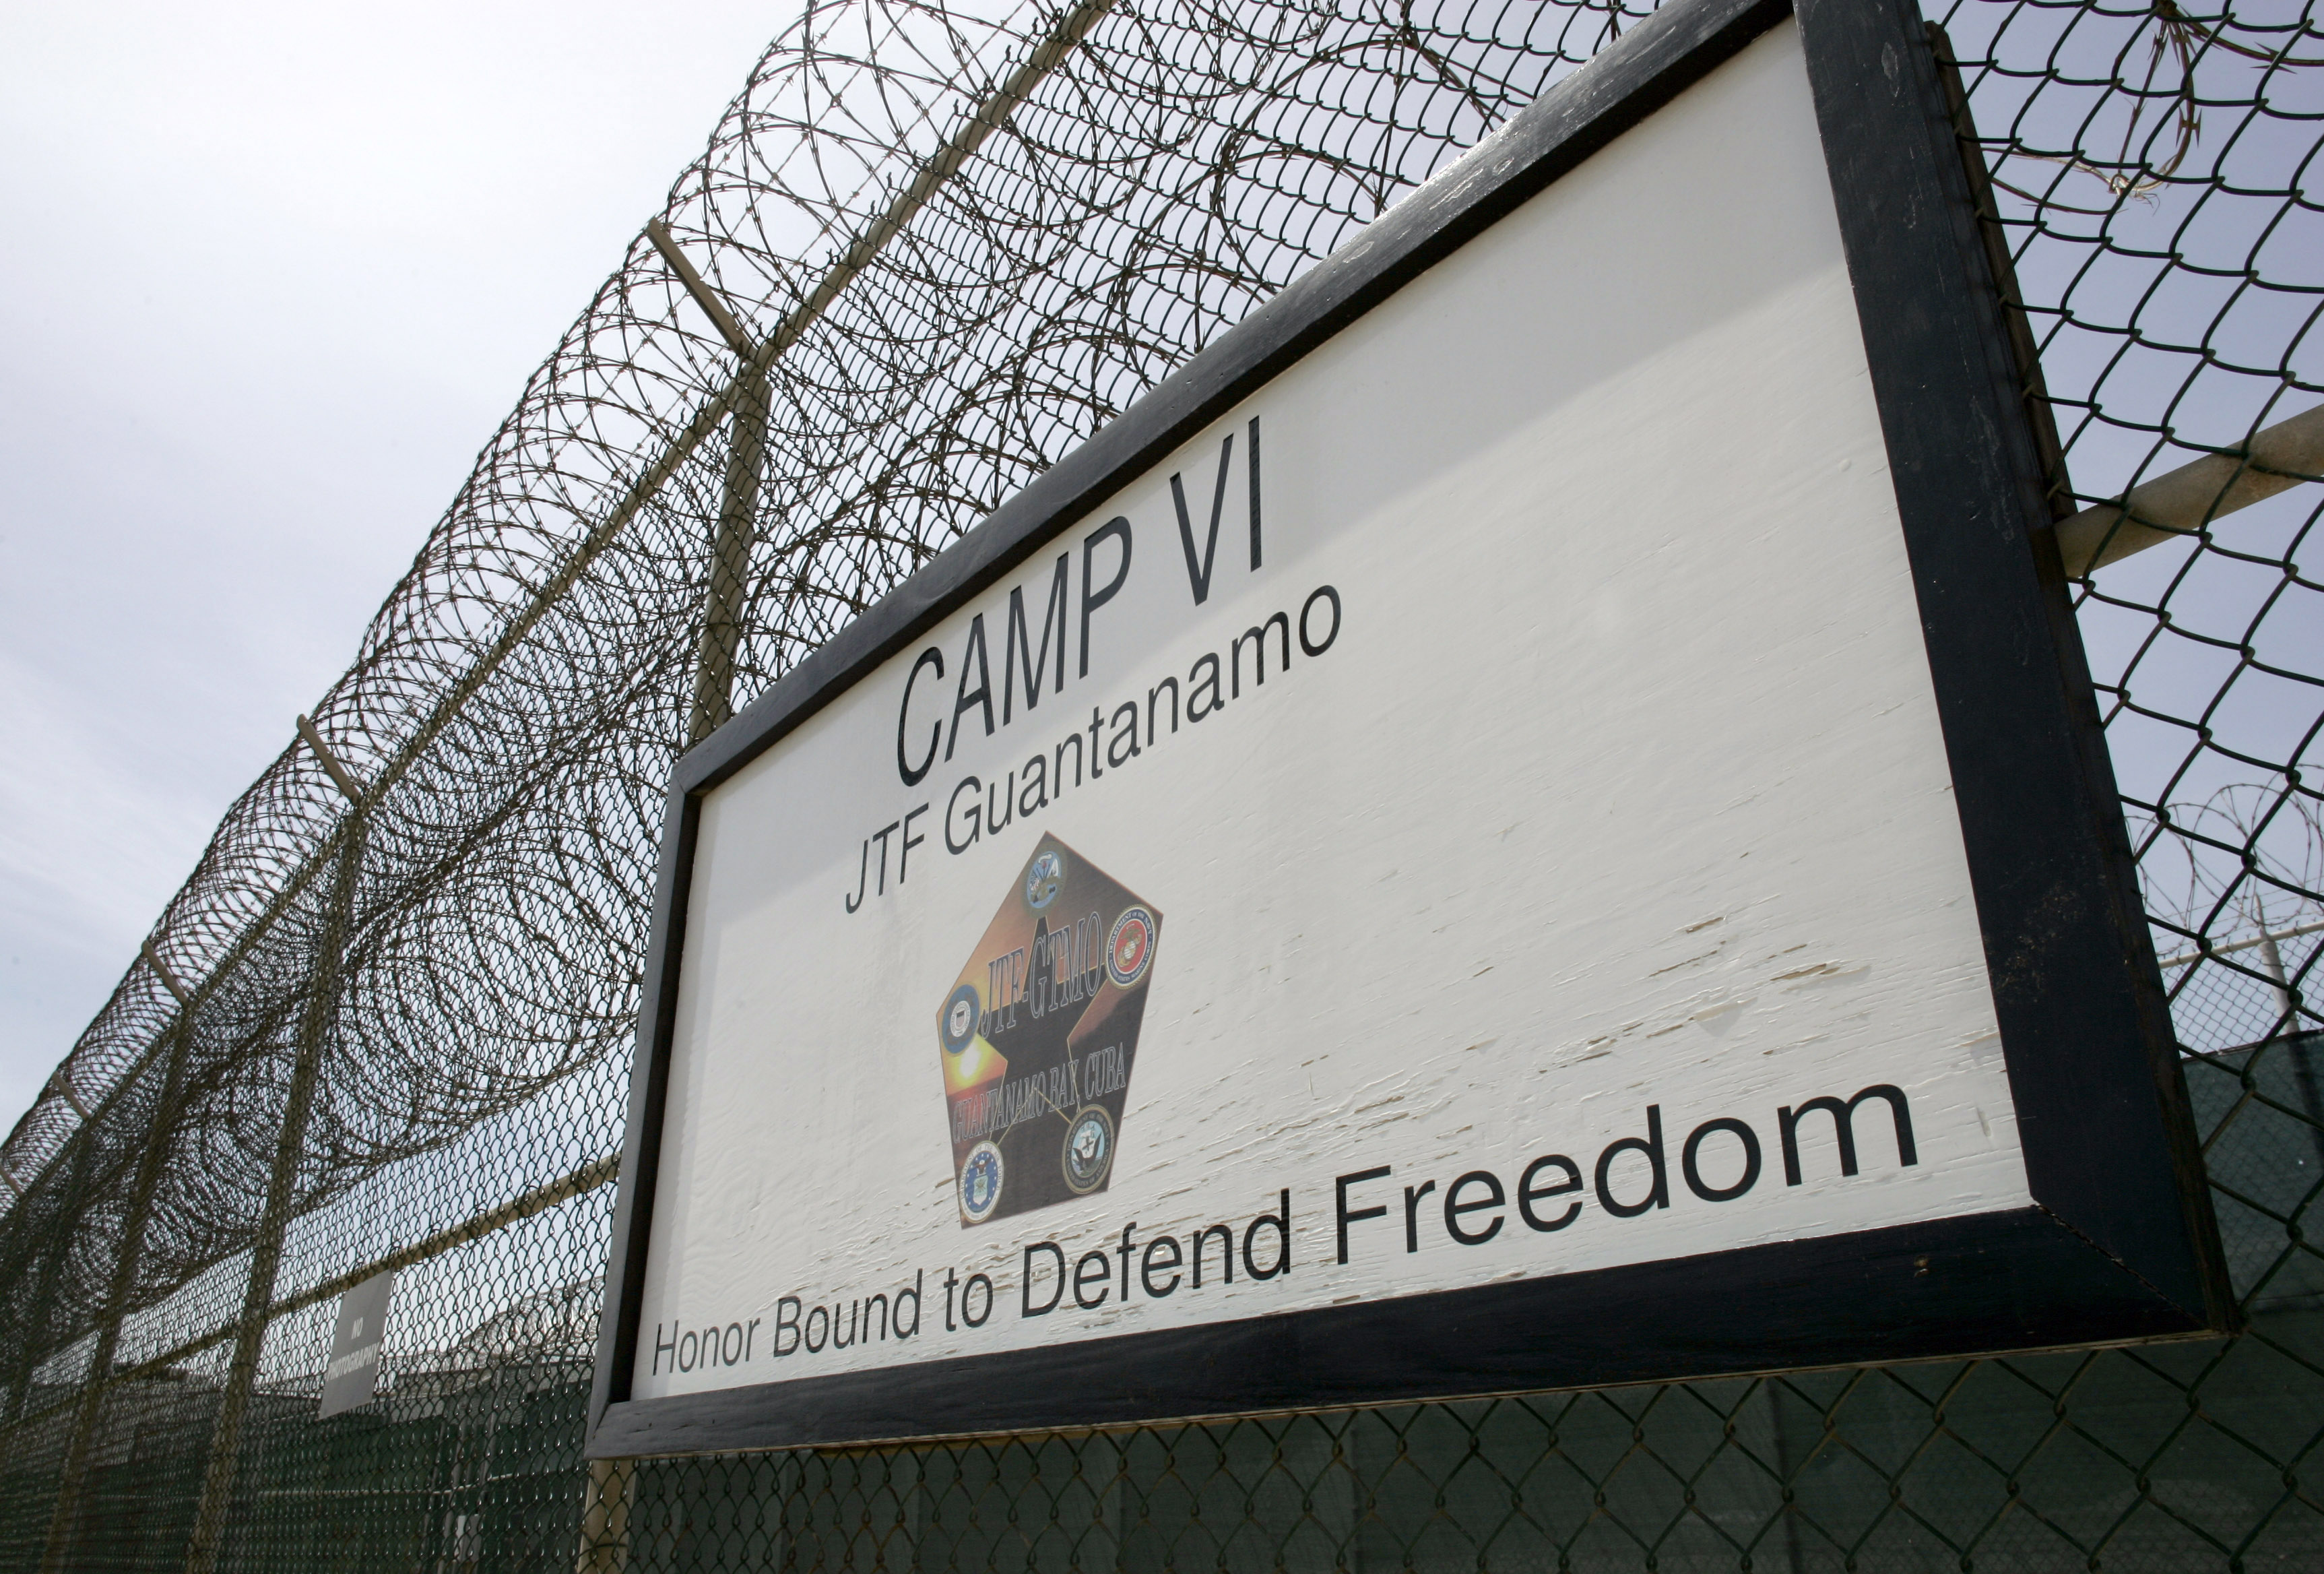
left=587, top=0, right=2233, bottom=1458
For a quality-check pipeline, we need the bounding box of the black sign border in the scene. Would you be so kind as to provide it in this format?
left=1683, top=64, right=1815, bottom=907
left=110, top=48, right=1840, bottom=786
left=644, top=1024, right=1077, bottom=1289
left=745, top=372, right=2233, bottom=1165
left=588, top=0, right=2233, bottom=1458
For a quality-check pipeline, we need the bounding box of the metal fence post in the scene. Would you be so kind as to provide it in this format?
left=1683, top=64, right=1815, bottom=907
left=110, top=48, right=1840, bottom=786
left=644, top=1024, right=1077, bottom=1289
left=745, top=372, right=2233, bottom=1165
left=2258, top=928, right=2298, bottom=1037
left=38, top=1015, right=195, bottom=1573
left=575, top=18, right=1120, bottom=1562
left=0, top=1155, right=96, bottom=1539
left=689, top=369, right=770, bottom=744
left=181, top=828, right=362, bottom=1574
left=576, top=1457, right=636, bottom=1574
left=1, top=1135, right=101, bottom=1428
left=573, top=369, right=767, bottom=1574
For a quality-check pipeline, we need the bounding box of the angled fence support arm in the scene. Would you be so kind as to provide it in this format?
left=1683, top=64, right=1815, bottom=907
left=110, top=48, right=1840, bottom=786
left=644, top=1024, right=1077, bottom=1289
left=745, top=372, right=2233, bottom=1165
left=646, top=219, right=757, bottom=360
left=141, top=939, right=193, bottom=1006
left=2057, top=403, right=2324, bottom=576
left=295, top=714, right=366, bottom=805
left=46, top=1077, right=89, bottom=1121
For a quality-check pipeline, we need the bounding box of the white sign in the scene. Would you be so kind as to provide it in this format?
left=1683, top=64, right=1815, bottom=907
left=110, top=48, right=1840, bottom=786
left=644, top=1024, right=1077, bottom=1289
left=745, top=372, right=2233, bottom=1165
left=591, top=0, right=2222, bottom=1455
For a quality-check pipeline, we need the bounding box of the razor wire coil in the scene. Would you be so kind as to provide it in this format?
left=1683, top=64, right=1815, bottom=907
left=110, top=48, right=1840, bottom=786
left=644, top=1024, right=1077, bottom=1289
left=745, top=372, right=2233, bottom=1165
left=1, top=0, right=2321, bottom=1568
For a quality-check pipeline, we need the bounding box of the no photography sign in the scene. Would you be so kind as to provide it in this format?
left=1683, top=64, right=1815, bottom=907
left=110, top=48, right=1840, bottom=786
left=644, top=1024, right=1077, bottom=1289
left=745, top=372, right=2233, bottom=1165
left=589, top=0, right=2228, bottom=1456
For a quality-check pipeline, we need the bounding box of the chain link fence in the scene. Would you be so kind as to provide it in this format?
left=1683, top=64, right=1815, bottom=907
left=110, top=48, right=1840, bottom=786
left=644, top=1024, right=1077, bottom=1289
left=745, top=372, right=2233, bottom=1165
left=0, top=0, right=2317, bottom=1567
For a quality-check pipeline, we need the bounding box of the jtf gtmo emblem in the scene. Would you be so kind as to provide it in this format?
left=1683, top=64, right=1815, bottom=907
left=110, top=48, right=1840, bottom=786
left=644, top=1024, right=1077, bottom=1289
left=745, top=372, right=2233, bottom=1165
left=936, top=835, right=1162, bottom=1226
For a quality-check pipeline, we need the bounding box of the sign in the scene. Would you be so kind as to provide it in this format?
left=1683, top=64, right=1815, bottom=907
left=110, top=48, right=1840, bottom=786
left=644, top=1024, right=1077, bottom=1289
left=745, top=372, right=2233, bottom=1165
left=589, top=0, right=2228, bottom=1457
left=319, top=1271, right=394, bottom=1419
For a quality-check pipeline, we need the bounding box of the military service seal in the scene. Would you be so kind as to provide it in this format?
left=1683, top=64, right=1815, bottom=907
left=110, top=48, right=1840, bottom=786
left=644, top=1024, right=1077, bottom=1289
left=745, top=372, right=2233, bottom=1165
left=1107, top=906, right=1155, bottom=988
left=1062, top=1106, right=1116, bottom=1194
left=939, top=982, right=981, bottom=1056
left=959, top=1140, right=1005, bottom=1222
left=1025, top=849, right=1065, bottom=911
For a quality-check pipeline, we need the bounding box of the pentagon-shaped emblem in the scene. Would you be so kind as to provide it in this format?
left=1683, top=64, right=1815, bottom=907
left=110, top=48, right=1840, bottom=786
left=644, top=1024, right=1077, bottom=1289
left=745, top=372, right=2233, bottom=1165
left=937, top=834, right=1161, bottom=1226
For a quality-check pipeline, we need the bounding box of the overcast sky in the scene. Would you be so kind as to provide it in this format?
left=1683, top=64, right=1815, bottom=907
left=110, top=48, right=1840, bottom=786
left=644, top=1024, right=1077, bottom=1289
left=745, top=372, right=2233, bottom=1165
left=0, top=1, right=791, bottom=1129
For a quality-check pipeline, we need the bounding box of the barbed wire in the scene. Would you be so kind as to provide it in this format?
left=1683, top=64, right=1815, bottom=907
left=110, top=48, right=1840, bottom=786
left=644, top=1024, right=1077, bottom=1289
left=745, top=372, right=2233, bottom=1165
left=1, top=0, right=2320, bottom=1569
